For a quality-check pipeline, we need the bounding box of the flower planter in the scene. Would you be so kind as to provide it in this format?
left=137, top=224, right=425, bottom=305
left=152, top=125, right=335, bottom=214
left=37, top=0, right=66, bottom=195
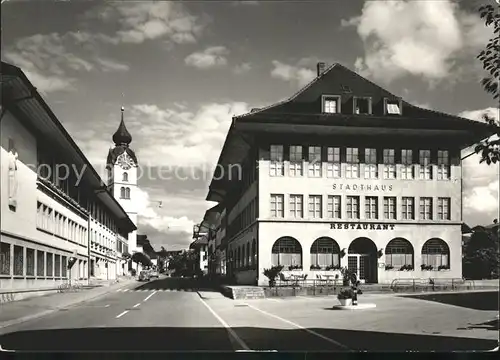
left=339, top=298, right=352, bottom=306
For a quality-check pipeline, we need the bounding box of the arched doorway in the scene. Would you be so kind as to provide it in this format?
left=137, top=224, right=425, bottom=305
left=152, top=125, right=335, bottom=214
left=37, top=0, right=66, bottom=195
left=348, top=237, right=378, bottom=283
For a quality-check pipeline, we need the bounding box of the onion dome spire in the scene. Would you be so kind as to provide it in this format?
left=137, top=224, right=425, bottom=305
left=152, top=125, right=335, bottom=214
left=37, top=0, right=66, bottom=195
left=112, top=106, right=132, bottom=146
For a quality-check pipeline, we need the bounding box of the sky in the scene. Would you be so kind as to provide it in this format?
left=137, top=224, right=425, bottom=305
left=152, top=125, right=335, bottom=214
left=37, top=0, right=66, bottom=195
left=2, top=0, right=499, bottom=251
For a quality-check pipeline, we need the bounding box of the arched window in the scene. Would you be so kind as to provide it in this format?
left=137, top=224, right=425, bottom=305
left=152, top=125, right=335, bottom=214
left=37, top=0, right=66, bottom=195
left=122, top=172, right=128, bottom=182
left=252, top=239, right=256, bottom=266
left=246, top=242, right=251, bottom=266
left=120, top=187, right=125, bottom=198
left=422, top=238, right=450, bottom=269
left=124, top=187, right=131, bottom=199
left=310, top=237, right=340, bottom=268
left=385, top=238, right=414, bottom=269
left=242, top=245, right=246, bottom=267
left=271, top=237, right=302, bottom=268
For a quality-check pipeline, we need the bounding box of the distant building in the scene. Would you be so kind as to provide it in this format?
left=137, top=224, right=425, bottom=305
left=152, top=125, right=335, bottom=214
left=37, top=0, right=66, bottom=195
left=202, top=62, right=493, bottom=285
left=0, top=61, right=136, bottom=292
left=189, top=236, right=208, bottom=274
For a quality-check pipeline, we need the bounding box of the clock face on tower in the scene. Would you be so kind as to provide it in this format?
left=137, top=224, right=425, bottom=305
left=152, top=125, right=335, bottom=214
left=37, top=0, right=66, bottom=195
left=117, top=153, right=134, bottom=170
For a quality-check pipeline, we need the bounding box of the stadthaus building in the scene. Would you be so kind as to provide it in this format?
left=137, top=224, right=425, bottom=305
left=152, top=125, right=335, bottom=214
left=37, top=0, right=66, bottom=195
left=202, top=62, right=493, bottom=286
left=0, top=61, right=138, bottom=293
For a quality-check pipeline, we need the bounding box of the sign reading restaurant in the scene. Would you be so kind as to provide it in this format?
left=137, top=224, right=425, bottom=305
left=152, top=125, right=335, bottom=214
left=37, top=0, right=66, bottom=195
left=332, top=184, right=393, bottom=192
left=331, top=222, right=396, bottom=230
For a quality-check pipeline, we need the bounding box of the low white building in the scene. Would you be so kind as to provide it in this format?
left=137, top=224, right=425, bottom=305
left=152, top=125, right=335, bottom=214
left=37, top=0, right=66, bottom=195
left=0, top=61, right=137, bottom=292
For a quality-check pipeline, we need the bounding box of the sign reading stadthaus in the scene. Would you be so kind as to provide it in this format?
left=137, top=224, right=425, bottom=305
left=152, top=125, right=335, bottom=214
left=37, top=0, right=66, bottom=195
left=330, top=222, right=396, bottom=230
left=332, top=184, right=393, bottom=192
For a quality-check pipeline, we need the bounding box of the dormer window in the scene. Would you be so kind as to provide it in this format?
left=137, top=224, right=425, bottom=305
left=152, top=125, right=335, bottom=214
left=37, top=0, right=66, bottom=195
left=353, top=97, right=372, bottom=115
left=322, top=95, right=341, bottom=114
left=384, top=98, right=402, bottom=115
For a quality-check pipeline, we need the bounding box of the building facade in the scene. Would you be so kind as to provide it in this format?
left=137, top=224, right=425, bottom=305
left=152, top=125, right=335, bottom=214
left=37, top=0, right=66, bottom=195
left=0, top=61, right=137, bottom=292
left=203, top=62, right=493, bottom=286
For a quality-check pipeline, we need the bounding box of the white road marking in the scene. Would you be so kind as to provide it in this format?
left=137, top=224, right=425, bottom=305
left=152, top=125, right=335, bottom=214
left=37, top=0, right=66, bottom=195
left=133, top=303, right=141, bottom=308
left=245, top=303, right=351, bottom=350
left=143, top=290, right=157, bottom=302
left=198, top=295, right=250, bottom=351
left=105, top=304, right=110, bottom=308
left=116, top=310, right=129, bottom=318
left=123, top=289, right=129, bottom=292
left=266, top=298, right=282, bottom=302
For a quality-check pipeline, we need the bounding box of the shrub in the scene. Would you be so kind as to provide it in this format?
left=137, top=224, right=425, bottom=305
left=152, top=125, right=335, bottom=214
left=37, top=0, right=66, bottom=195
left=263, top=265, right=284, bottom=287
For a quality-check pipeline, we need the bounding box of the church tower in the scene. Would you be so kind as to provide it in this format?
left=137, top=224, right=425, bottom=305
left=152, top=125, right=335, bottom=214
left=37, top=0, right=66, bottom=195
left=106, top=107, right=139, bottom=255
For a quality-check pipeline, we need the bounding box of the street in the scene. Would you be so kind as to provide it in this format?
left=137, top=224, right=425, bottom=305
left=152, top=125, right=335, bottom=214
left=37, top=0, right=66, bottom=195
left=0, top=277, right=497, bottom=352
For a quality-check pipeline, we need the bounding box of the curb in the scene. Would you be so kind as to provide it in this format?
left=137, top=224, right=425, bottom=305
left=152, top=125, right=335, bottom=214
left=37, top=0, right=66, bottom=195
left=0, top=280, right=137, bottom=332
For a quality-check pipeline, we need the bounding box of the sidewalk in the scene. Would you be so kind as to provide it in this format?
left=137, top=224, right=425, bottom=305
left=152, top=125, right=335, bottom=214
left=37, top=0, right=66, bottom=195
left=0, top=278, right=137, bottom=330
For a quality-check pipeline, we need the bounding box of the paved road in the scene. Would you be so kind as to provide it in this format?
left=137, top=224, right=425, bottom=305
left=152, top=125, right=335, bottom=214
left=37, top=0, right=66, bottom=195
left=0, top=278, right=497, bottom=352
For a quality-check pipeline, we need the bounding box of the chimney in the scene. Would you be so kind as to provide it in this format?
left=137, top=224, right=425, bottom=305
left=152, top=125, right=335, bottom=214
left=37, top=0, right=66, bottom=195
left=317, top=62, right=326, bottom=76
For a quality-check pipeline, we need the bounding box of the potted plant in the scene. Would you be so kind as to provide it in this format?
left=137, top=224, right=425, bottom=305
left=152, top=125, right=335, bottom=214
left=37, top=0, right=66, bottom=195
left=438, top=265, right=450, bottom=271
left=385, top=264, right=394, bottom=270
left=399, top=264, right=414, bottom=271
left=421, top=264, right=433, bottom=271
left=337, top=288, right=354, bottom=306
left=263, top=265, right=284, bottom=287
left=310, top=264, right=321, bottom=270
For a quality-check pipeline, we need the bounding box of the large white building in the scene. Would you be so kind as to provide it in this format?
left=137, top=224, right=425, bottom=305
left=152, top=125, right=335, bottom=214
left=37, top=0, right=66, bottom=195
left=0, top=61, right=137, bottom=292
left=203, top=62, right=494, bottom=286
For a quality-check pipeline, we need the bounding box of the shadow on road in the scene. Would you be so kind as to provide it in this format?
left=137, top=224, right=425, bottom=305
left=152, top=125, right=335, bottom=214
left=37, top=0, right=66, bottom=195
left=458, top=318, right=500, bottom=331
left=399, top=291, right=499, bottom=311
left=0, top=327, right=496, bottom=352
left=134, top=277, right=219, bottom=292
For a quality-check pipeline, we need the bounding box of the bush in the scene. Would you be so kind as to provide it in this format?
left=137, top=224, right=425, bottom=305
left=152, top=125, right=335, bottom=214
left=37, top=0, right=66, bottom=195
left=263, top=265, right=284, bottom=287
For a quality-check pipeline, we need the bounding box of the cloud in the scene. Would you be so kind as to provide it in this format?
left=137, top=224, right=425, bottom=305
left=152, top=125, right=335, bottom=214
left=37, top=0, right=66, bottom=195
left=87, top=2, right=205, bottom=45
left=134, top=187, right=215, bottom=250
left=459, top=107, right=499, bottom=226
left=3, top=32, right=130, bottom=93
left=343, top=0, right=491, bottom=83
left=233, top=62, right=252, bottom=74
left=184, top=46, right=230, bottom=69
left=270, top=60, right=316, bottom=88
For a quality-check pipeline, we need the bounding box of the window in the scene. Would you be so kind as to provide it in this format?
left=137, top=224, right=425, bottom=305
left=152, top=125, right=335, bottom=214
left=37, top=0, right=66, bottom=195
left=308, top=195, right=322, bottom=218
left=354, top=97, right=371, bottom=114
left=364, top=148, right=378, bottom=179
left=401, top=149, right=414, bottom=180
left=120, top=187, right=126, bottom=198
left=122, top=172, right=128, bottom=182
left=327, top=195, right=341, bottom=219
left=124, top=187, right=131, bottom=199
left=36, top=250, right=45, bottom=277
left=308, top=146, right=322, bottom=177
left=46, top=253, right=53, bottom=277
left=13, top=245, right=23, bottom=276
left=61, top=256, right=67, bottom=277
left=289, top=145, right=303, bottom=177
left=437, top=197, right=450, bottom=220
left=365, top=197, right=378, bottom=219
left=271, top=237, right=302, bottom=268
left=419, top=197, right=433, bottom=220
left=346, top=196, right=360, bottom=219
left=419, top=150, right=432, bottom=180
left=323, top=96, right=340, bottom=114
left=289, top=195, right=303, bottom=218
left=270, top=145, right=284, bottom=176
left=26, top=248, right=35, bottom=276
left=0, top=243, right=11, bottom=275
left=54, top=254, right=61, bottom=277
left=422, top=238, right=449, bottom=268
left=437, top=150, right=450, bottom=180
left=346, top=147, right=359, bottom=178
left=270, top=194, right=284, bottom=218
left=383, top=197, right=397, bottom=220
left=385, top=238, right=413, bottom=269
left=385, top=99, right=402, bottom=115
left=401, top=197, right=415, bottom=220
left=310, top=238, right=340, bottom=268
left=326, top=147, right=341, bottom=178
left=383, top=149, right=396, bottom=179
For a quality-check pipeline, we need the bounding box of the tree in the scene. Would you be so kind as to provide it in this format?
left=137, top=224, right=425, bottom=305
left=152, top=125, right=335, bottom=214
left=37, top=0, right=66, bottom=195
left=476, top=4, right=500, bottom=164
left=167, top=250, right=198, bottom=276
left=463, top=226, right=499, bottom=279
